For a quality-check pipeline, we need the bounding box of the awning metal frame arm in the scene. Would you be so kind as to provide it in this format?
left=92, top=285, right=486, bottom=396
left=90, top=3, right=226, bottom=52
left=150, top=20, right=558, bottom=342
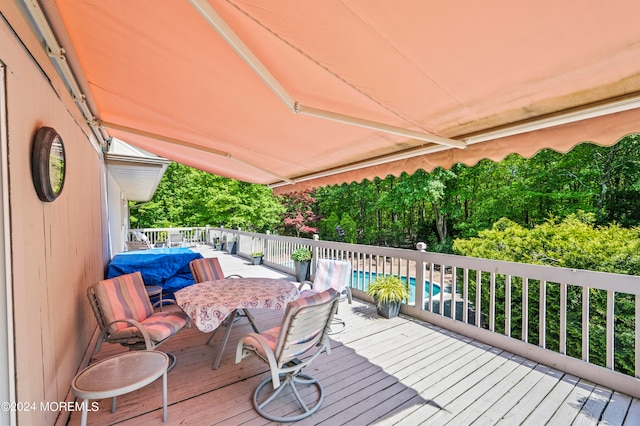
left=189, top=0, right=464, bottom=149
left=98, top=121, right=295, bottom=184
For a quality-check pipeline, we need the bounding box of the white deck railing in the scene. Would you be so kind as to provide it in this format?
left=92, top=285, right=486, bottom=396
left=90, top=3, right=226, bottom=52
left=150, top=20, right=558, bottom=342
left=130, top=227, right=640, bottom=398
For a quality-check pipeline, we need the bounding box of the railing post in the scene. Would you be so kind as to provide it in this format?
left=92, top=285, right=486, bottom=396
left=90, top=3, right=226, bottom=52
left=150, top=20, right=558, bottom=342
left=312, top=234, right=320, bottom=275
left=415, top=242, right=427, bottom=312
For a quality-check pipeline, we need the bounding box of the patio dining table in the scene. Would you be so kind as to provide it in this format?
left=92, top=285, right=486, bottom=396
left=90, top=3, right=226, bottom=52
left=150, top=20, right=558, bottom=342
left=175, top=278, right=299, bottom=368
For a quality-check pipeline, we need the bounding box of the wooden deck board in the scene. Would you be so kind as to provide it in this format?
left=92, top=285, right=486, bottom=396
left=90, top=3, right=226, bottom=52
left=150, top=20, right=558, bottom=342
left=68, top=296, right=639, bottom=426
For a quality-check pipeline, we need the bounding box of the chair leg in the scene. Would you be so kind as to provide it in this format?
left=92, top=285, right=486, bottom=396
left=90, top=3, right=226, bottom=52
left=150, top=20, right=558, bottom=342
left=328, top=317, right=346, bottom=335
left=253, top=372, right=324, bottom=422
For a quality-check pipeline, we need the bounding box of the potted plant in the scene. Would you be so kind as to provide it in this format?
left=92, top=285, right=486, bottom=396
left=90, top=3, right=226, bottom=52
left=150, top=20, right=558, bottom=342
left=226, top=236, right=238, bottom=254
left=251, top=251, right=263, bottom=265
left=214, top=237, right=222, bottom=250
left=366, top=274, right=409, bottom=318
left=291, top=247, right=312, bottom=282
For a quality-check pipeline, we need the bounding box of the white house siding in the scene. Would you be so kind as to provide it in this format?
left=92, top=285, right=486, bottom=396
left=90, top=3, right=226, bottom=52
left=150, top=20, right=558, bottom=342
left=1, top=7, right=111, bottom=426
left=107, top=172, right=129, bottom=256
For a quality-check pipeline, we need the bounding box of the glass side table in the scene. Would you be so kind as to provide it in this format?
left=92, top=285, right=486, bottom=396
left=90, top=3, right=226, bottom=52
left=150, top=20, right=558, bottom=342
left=72, top=351, right=169, bottom=425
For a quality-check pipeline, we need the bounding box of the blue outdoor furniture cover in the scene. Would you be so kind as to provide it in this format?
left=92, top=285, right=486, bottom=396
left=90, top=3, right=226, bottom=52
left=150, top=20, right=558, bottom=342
left=107, top=248, right=204, bottom=295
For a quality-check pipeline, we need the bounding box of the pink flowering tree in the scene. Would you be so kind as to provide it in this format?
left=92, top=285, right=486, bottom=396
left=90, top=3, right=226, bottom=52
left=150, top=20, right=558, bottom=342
left=280, top=190, right=319, bottom=237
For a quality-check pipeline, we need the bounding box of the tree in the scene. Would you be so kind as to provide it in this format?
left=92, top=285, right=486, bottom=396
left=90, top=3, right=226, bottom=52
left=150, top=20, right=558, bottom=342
left=130, top=162, right=283, bottom=231
left=279, top=190, right=319, bottom=237
left=340, top=213, right=357, bottom=243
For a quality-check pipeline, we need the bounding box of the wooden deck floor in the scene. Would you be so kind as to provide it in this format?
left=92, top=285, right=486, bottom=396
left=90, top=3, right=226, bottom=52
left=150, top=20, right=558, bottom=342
left=69, top=297, right=639, bottom=425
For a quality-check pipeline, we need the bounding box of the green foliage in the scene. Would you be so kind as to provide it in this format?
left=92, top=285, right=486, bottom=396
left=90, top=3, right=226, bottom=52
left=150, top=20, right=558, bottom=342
left=130, top=162, right=284, bottom=231
left=312, top=135, right=640, bottom=248
left=366, top=275, right=410, bottom=306
left=340, top=213, right=357, bottom=243
left=291, top=247, right=312, bottom=262
left=319, top=212, right=340, bottom=241
left=453, top=212, right=640, bottom=273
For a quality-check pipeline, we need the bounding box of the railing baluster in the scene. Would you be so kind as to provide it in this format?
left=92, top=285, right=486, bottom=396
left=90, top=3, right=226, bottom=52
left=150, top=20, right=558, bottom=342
left=427, top=262, right=434, bottom=313
left=582, top=286, right=589, bottom=362
left=451, top=266, right=457, bottom=320
left=463, top=268, right=469, bottom=324
left=438, top=264, right=445, bottom=316
left=522, top=277, right=529, bottom=343
left=505, top=275, right=511, bottom=337
left=489, top=272, right=496, bottom=332
left=475, top=269, right=481, bottom=328
left=540, top=280, right=547, bottom=349
left=560, top=282, right=567, bottom=355
left=606, top=290, right=614, bottom=369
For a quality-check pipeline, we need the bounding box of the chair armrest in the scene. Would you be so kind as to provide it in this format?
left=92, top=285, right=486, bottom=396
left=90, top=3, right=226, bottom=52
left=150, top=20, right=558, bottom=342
left=235, top=332, right=282, bottom=387
left=97, top=318, right=153, bottom=352
left=226, top=274, right=243, bottom=279
left=298, top=281, right=313, bottom=291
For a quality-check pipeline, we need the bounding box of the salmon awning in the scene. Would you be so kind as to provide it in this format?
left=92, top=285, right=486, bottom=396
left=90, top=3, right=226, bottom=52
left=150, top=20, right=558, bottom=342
left=30, top=0, right=640, bottom=193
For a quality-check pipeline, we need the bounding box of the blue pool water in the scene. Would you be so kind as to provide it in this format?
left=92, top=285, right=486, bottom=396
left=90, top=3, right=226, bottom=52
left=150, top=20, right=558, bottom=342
left=352, top=271, right=440, bottom=304
left=282, top=261, right=441, bottom=304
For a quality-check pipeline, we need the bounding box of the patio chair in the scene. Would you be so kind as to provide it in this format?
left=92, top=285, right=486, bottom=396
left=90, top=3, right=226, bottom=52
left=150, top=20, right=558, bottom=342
left=126, top=240, right=153, bottom=251
left=87, top=271, right=190, bottom=370
left=298, top=259, right=352, bottom=333
left=189, top=257, right=260, bottom=343
left=235, top=288, right=339, bottom=422
left=126, top=231, right=153, bottom=250
left=167, top=232, right=185, bottom=247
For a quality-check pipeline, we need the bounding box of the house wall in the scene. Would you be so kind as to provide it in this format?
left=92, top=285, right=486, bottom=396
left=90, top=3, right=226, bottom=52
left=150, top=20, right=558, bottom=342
left=1, top=10, right=110, bottom=426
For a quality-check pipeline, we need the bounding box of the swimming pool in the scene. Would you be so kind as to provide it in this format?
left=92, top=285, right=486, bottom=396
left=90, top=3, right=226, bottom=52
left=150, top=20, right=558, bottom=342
left=352, top=270, right=440, bottom=304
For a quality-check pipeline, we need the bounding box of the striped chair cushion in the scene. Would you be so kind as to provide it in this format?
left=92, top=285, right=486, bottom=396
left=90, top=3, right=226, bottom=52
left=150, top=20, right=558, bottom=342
left=109, top=309, right=190, bottom=341
left=311, top=259, right=351, bottom=292
left=243, top=326, right=281, bottom=357
left=93, top=272, right=154, bottom=333
left=189, top=258, right=225, bottom=283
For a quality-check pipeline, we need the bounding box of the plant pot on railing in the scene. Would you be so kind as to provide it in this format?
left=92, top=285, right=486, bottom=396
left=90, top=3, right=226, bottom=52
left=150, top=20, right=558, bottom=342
left=227, top=240, right=237, bottom=254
